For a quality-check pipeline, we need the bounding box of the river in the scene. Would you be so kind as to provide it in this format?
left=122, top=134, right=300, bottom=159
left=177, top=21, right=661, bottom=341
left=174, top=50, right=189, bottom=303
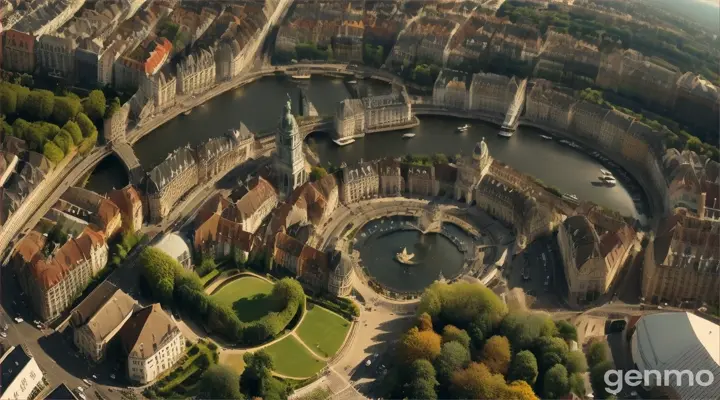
left=86, top=76, right=646, bottom=220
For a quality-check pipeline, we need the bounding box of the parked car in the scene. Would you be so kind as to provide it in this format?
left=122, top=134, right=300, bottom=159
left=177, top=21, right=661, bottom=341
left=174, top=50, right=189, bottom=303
left=13, top=317, right=23, bottom=323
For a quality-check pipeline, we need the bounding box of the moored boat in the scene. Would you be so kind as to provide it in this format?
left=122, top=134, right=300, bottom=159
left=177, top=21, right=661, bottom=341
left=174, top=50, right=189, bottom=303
left=402, top=133, right=416, bottom=138
left=540, top=135, right=552, bottom=140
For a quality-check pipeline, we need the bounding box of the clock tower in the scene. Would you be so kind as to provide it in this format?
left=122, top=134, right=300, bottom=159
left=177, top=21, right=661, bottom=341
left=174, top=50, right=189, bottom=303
left=274, top=94, right=307, bottom=199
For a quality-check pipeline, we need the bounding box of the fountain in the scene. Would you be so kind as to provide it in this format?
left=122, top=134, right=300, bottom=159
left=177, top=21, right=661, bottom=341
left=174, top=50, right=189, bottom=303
left=395, top=247, right=418, bottom=265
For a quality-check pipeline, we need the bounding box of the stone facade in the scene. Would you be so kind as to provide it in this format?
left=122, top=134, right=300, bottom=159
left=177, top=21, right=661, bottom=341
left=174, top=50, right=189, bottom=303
left=361, top=90, right=412, bottom=132
left=146, top=146, right=199, bottom=223
left=468, top=72, right=519, bottom=115
left=13, top=228, right=109, bottom=321
left=35, top=34, right=76, bottom=78
left=2, top=29, right=35, bottom=73
left=328, top=250, right=354, bottom=296
left=274, top=96, right=307, bottom=199
left=454, top=139, right=492, bottom=203
left=341, top=161, right=379, bottom=204
left=103, top=102, right=130, bottom=143
left=196, top=125, right=254, bottom=183
left=334, top=99, right=365, bottom=140
left=177, top=47, right=216, bottom=95
left=141, top=70, right=176, bottom=113
left=642, top=210, right=719, bottom=307
left=228, top=176, right=279, bottom=234
left=378, top=158, right=403, bottom=197
left=433, top=70, right=468, bottom=110
left=109, top=185, right=143, bottom=232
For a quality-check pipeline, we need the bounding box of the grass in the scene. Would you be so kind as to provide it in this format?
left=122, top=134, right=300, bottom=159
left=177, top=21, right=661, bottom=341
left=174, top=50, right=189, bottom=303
left=211, top=276, right=276, bottom=322
left=296, top=306, right=351, bottom=358
left=264, top=336, right=326, bottom=378
left=221, top=352, right=246, bottom=376
left=199, top=269, right=220, bottom=286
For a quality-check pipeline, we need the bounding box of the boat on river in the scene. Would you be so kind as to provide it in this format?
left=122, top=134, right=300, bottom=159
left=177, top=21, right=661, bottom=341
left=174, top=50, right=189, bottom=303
left=183, top=109, right=192, bottom=116
left=599, top=175, right=617, bottom=186
left=498, top=129, right=513, bottom=138
left=540, top=135, right=552, bottom=140
left=456, top=124, right=470, bottom=132
left=403, top=133, right=416, bottom=139
left=290, top=73, right=311, bottom=80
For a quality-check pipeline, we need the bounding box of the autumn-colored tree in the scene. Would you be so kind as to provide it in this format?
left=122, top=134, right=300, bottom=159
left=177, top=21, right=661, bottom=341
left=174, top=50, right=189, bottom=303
left=450, top=362, right=508, bottom=399
left=397, top=327, right=442, bottom=365
left=417, top=312, right=433, bottom=331
left=509, top=350, right=539, bottom=385
left=441, top=325, right=471, bottom=349
left=481, top=335, right=512, bottom=375
left=505, top=380, right=539, bottom=400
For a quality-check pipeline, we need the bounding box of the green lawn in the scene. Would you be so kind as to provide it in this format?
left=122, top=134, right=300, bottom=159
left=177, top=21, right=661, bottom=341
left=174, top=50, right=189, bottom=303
left=296, top=306, right=351, bottom=358
left=264, top=336, right=326, bottom=378
left=211, top=276, right=277, bottom=322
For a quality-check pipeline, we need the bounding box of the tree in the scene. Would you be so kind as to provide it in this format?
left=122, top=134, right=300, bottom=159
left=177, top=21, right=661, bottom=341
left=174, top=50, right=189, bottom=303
left=441, top=325, right=471, bottom=349
left=590, top=360, right=614, bottom=399
left=52, top=96, right=81, bottom=125
left=565, top=350, right=588, bottom=374
left=11, top=118, right=30, bottom=140
left=586, top=341, right=610, bottom=367
left=139, top=247, right=183, bottom=304
left=241, top=350, right=276, bottom=398
left=22, top=90, right=54, bottom=120
left=500, top=312, right=558, bottom=350
left=62, top=121, right=83, bottom=145
left=418, top=282, right=508, bottom=329
left=75, top=112, right=97, bottom=138
left=506, top=380, right=539, bottom=400
left=450, top=362, right=508, bottom=399
left=403, top=359, right=438, bottom=400
left=535, top=336, right=569, bottom=372
left=43, top=141, right=65, bottom=164
left=543, top=364, right=570, bottom=399
left=53, top=130, right=74, bottom=154
left=434, top=341, right=470, bottom=385
left=481, top=335, right=511, bottom=375
left=397, top=327, right=442, bottom=365
left=555, top=320, right=578, bottom=342
left=0, top=86, right=18, bottom=115
left=431, top=153, right=449, bottom=165
left=199, top=364, right=241, bottom=400
left=309, top=166, right=328, bottom=181
left=509, top=350, right=539, bottom=385
left=83, top=89, right=106, bottom=121
left=417, top=312, right=433, bottom=331
left=569, top=372, right=586, bottom=397
left=197, top=257, right=217, bottom=277
left=105, top=97, right=121, bottom=119
left=468, top=313, right=492, bottom=348
left=685, top=137, right=703, bottom=152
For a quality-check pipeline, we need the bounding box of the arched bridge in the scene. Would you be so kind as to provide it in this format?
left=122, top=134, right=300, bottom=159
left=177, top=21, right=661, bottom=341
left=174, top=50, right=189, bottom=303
left=298, top=117, right=334, bottom=138
left=111, top=142, right=145, bottom=185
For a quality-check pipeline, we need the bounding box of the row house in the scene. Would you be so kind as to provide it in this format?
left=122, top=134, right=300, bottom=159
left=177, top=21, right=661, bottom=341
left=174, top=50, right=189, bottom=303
left=13, top=228, right=108, bottom=321
left=140, top=69, right=176, bottom=114
left=114, top=37, right=172, bottom=90
left=55, top=186, right=122, bottom=239
left=177, top=47, right=216, bottom=95
left=674, top=72, right=720, bottom=135
left=432, top=69, right=468, bottom=109
left=145, top=146, right=199, bottom=223
left=35, top=34, right=76, bottom=78
left=341, top=161, right=379, bottom=204
left=361, top=90, right=413, bottom=132
left=2, top=29, right=35, bottom=73
left=195, top=125, right=254, bottom=183
left=334, top=99, right=365, bottom=140
left=468, top=72, right=520, bottom=115
left=108, top=184, right=143, bottom=232
left=524, top=81, right=577, bottom=131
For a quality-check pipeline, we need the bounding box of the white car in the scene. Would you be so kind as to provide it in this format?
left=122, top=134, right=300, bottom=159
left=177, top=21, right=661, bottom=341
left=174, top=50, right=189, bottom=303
left=0, top=332, right=7, bottom=338
left=82, top=379, right=92, bottom=386
left=76, top=387, right=84, bottom=393
left=13, top=317, right=23, bottom=323
left=110, top=374, right=116, bottom=380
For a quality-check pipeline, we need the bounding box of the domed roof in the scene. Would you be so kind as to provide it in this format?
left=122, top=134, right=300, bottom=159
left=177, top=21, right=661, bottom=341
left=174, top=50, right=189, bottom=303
left=473, top=138, right=488, bottom=160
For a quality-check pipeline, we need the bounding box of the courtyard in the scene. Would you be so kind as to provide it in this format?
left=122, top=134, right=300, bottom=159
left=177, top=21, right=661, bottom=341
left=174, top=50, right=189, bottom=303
left=210, top=275, right=277, bottom=322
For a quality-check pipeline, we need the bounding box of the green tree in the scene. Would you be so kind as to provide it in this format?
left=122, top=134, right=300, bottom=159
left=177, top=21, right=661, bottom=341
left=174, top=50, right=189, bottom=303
left=543, top=364, right=570, bottom=399
left=403, top=359, right=438, bottom=400
left=565, top=350, right=588, bottom=374
left=200, top=364, right=241, bottom=400
left=481, top=335, right=512, bottom=375
left=450, top=362, right=508, bottom=399
left=431, top=153, right=449, bottom=164
left=240, top=350, right=289, bottom=399
left=43, top=141, right=65, bottom=164
left=139, top=247, right=183, bottom=304
left=418, top=282, right=508, bottom=329
left=11, top=118, right=30, bottom=141
left=434, top=341, right=470, bottom=386
left=416, top=312, right=433, bottom=331
left=83, top=89, right=106, bottom=121
left=468, top=314, right=492, bottom=348
left=500, top=312, right=557, bottom=350
left=509, top=350, right=539, bottom=385
left=105, top=97, right=121, bottom=119
left=53, top=130, right=74, bottom=154
left=590, top=360, right=614, bottom=399
left=441, top=325, right=471, bottom=349
left=569, top=372, right=586, bottom=397
left=0, top=119, right=12, bottom=137
left=555, top=320, right=578, bottom=342
left=197, top=257, right=217, bottom=277
left=535, top=336, right=569, bottom=372
left=75, top=112, right=97, bottom=138
left=586, top=341, right=610, bottom=367
left=309, top=166, right=328, bottom=181
left=62, top=121, right=83, bottom=145
left=22, top=90, right=55, bottom=120
left=0, top=86, right=18, bottom=115
left=397, top=327, right=442, bottom=365
left=52, top=96, right=81, bottom=125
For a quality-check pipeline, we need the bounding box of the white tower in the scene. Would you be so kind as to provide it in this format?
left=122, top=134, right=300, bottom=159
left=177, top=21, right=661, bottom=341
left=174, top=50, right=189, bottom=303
left=275, top=94, right=307, bottom=199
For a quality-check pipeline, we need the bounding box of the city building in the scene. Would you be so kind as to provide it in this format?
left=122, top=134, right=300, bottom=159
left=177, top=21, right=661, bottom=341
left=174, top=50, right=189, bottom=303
left=433, top=70, right=468, bottom=110
left=406, top=165, right=437, bottom=197
left=215, top=38, right=245, bottom=81
left=0, top=345, right=44, bottom=400
left=114, top=37, right=173, bottom=90
left=327, top=250, right=354, bottom=297
left=195, top=125, right=254, bottom=184
left=70, top=281, right=136, bottom=362
left=45, top=383, right=80, bottom=400
left=334, top=99, right=365, bottom=141
left=674, top=73, right=719, bottom=135
left=642, top=210, right=719, bottom=307
left=109, top=184, right=143, bottom=232
left=140, top=69, right=177, bottom=114
left=120, top=304, right=184, bottom=384
left=153, top=233, right=193, bottom=270
left=13, top=227, right=108, bottom=321
left=557, top=214, right=635, bottom=306
left=103, top=102, right=130, bottom=143
left=341, top=161, right=379, bottom=204
left=273, top=232, right=304, bottom=274
left=194, top=202, right=256, bottom=262
left=35, top=34, right=76, bottom=78
left=629, top=312, right=719, bottom=400
left=274, top=96, right=307, bottom=199
left=146, top=146, right=199, bottom=223
left=227, top=176, right=279, bottom=234
left=177, top=47, right=216, bottom=95
left=454, top=139, right=492, bottom=203
left=2, top=29, right=35, bottom=73
left=378, top=158, right=404, bottom=196
left=468, top=72, right=520, bottom=115
left=55, top=186, right=122, bottom=239
left=361, top=90, right=412, bottom=133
